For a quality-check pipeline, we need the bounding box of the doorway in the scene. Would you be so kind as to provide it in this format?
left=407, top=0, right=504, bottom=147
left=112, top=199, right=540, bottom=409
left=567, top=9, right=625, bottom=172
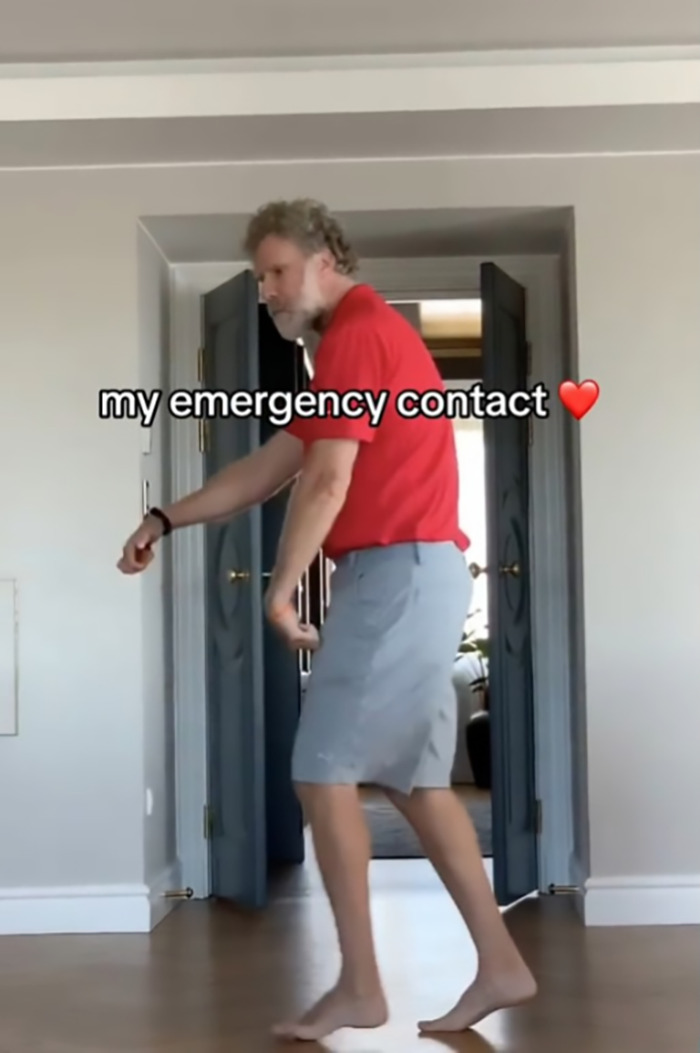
left=169, top=253, right=575, bottom=905
left=360, top=297, right=493, bottom=865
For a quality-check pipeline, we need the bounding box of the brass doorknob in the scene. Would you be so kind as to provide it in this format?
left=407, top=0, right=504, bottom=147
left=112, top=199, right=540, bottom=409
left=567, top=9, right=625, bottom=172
left=470, top=561, right=521, bottom=578
left=227, top=570, right=273, bottom=583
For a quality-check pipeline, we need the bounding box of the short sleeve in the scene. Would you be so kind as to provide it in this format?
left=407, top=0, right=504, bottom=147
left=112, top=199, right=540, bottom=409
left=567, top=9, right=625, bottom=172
left=286, top=327, right=385, bottom=445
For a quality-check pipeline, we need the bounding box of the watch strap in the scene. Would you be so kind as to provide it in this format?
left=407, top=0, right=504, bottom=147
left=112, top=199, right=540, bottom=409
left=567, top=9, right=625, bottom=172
left=147, top=506, right=173, bottom=536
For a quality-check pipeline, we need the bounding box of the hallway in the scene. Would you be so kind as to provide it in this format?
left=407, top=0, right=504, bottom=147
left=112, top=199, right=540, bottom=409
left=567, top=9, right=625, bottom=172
left=0, top=847, right=697, bottom=1052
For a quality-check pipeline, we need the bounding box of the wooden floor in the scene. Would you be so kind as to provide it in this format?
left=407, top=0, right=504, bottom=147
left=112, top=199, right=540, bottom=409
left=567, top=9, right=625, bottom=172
left=0, top=842, right=698, bottom=1052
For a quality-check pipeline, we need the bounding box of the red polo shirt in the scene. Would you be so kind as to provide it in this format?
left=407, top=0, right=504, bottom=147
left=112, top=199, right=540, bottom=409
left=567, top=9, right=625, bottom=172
left=285, top=284, right=470, bottom=561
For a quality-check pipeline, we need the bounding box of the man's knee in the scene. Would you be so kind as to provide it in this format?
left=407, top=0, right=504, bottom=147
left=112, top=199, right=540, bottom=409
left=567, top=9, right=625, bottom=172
left=293, top=781, right=360, bottom=820
left=292, top=780, right=338, bottom=818
left=293, top=780, right=316, bottom=806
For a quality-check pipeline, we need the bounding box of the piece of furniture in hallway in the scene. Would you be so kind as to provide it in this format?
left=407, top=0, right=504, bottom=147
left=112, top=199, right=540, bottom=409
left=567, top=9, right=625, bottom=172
left=465, top=707, right=491, bottom=790
left=451, top=650, right=485, bottom=782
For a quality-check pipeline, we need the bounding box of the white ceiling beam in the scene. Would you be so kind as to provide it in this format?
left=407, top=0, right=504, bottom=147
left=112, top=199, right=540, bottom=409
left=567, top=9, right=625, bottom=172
left=0, top=46, right=698, bottom=122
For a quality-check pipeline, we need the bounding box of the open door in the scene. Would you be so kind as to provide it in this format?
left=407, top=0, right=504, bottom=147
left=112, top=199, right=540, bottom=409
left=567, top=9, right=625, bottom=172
left=480, top=262, right=539, bottom=906
left=257, top=305, right=306, bottom=869
left=202, top=269, right=266, bottom=909
left=201, top=270, right=305, bottom=909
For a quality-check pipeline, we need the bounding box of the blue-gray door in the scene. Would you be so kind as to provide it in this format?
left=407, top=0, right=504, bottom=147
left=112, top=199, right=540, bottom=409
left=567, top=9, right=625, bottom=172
left=480, top=262, right=539, bottom=906
left=258, top=305, right=307, bottom=869
left=201, top=269, right=305, bottom=910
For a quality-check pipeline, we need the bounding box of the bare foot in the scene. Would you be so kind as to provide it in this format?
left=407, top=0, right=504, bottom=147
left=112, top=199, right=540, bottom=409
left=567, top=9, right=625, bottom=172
left=418, top=963, right=537, bottom=1033
left=273, top=984, right=389, bottom=1042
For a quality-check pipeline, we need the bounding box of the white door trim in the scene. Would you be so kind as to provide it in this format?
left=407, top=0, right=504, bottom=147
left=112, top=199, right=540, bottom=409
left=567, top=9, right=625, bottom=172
left=169, top=262, right=247, bottom=899
left=169, top=254, right=575, bottom=898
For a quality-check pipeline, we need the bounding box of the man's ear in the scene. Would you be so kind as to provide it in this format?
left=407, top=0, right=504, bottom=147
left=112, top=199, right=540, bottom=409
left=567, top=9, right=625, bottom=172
left=318, top=248, right=337, bottom=274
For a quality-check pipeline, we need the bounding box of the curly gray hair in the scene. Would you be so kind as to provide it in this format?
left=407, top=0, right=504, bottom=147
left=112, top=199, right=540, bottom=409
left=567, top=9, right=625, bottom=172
left=243, top=198, right=358, bottom=275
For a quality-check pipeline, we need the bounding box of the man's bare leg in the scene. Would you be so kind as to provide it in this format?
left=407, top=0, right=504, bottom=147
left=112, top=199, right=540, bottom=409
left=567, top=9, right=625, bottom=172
left=272, top=782, right=388, bottom=1042
left=385, top=786, right=537, bottom=1033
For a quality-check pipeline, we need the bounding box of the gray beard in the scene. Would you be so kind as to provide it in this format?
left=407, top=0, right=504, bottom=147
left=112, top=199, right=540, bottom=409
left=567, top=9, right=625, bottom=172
left=270, top=307, right=317, bottom=343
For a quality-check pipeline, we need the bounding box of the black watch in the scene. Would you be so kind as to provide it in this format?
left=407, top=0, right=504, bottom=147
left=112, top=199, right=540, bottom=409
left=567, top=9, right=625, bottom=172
left=147, top=506, right=173, bottom=536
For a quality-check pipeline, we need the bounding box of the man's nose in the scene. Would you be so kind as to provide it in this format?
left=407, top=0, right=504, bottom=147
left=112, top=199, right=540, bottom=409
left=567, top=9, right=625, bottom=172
left=259, top=276, right=276, bottom=303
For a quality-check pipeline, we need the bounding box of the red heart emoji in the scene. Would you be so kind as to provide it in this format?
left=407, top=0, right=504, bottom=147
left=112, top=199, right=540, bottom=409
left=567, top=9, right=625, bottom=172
left=558, top=379, right=599, bottom=420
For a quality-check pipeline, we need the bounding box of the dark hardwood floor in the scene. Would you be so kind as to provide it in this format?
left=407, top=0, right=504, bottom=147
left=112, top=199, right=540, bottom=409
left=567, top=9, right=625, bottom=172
left=0, top=840, right=698, bottom=1052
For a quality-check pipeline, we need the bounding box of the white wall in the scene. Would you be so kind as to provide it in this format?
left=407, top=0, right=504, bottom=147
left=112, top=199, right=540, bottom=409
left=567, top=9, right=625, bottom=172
left=0, top=152, right=698, bottom=930
left=0, top=205, right=145, bottom=919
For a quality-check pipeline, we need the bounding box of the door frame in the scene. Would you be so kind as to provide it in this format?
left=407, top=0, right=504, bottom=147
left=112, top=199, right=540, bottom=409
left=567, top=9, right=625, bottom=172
left=169, top=254, right=576, bottom=899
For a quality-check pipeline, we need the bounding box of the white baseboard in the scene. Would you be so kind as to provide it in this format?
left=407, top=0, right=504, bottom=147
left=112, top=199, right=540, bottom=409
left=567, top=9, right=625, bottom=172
left=0, top=884, right=151, bottom=935
left=583, top=874, right=700, bottom=927
left=149, top=859, right=184, bottom=931
left=0, top=860, right=184, bottom=935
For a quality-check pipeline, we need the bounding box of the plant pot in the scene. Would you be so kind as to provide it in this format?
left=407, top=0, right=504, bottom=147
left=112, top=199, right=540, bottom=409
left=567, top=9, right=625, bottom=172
left=465, top=710, right=491, bottom=790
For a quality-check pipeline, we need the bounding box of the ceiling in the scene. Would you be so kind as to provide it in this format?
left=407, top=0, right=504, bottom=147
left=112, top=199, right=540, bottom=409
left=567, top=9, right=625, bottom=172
left=1, top=0, right=698, bottom=62
left=3, top=104, right=699, bottom=169
left=142, top=207, right=570, bottom=263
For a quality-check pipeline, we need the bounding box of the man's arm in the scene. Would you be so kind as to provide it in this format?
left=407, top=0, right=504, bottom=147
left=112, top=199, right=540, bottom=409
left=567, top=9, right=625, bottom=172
left=157, top=429, right=303, bottom=531
left=119, top=428, right=305, bottom=575
left=266, top=438, right=359, bottom=605
left=264, top=323, right=381, bottom=615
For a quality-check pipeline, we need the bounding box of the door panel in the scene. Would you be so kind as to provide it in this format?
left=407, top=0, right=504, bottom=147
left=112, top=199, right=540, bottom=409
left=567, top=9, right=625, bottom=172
left=480, top=262, right=539, bottom=905
left=202, top=269, right=266, bottom=908
left=257, top=307, right=306, bottom=868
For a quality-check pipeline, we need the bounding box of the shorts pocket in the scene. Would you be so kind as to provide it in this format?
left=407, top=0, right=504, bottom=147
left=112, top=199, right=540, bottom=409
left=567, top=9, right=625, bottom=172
left=353, top=556, right=414, bottom=632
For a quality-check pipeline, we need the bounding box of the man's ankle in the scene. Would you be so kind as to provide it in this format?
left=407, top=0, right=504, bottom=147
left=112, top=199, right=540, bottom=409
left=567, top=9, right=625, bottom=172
left=338, top=971, right=384, bottom=999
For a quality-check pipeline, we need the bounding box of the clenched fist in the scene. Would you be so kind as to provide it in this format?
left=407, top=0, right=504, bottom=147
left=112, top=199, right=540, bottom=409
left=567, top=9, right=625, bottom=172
left=117, top=515, right=164, bottom=574
left=264, top=586, right=320, bottom=652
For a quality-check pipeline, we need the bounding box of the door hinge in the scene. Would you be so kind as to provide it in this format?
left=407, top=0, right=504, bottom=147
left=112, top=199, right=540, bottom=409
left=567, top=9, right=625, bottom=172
left=196, top=347, right=209, bottom=454
left=198, top=419, right=210, bottom=455
left=535, top=798, right=542, bottom=836
left=203, top=804, right=214, bottom=840
left=528, top=414, right=534, bottom=447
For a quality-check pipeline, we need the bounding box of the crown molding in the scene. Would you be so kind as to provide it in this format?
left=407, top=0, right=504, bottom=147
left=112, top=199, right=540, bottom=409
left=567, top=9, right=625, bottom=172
left=0, top=46, right=698, bottom=123
left=1, top=44, right=699, bottom=77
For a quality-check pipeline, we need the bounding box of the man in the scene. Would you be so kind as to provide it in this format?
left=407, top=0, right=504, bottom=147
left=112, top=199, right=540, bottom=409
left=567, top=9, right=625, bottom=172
left=118, top=199, right=537, bottom=1042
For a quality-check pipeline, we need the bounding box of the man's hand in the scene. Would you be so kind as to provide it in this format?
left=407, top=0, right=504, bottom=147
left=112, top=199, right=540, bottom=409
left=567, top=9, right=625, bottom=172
left=264, top=584, right=320, bottom=652
left=117, top=515, right=163, bottom=574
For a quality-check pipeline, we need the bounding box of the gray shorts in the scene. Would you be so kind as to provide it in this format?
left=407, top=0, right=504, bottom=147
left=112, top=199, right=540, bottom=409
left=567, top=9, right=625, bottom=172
left=291, top=540, right=474, bottom=795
